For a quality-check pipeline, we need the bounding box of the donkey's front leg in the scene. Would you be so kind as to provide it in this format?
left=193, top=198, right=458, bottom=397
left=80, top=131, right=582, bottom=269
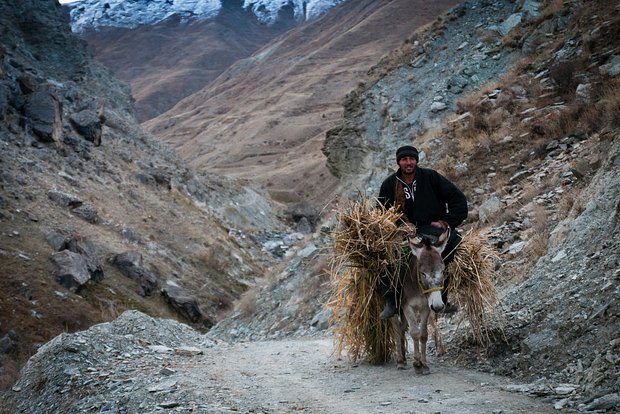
left=403, top=307, right=424, bottom=373
left=417, top=308, right=431, bottom=375
left=430, top=313, right=446, bottom=357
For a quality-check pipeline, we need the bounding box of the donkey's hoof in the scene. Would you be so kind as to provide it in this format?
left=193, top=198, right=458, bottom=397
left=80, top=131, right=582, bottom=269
left=413, top=362, right=430, bottom=375
left=396, top=362, right=408, bottom=370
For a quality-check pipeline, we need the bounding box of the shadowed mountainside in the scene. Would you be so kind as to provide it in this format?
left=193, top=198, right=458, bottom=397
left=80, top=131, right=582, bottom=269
left=0, top=0, right=293, bottom=389
left=82, top=0, right=298, bottom=122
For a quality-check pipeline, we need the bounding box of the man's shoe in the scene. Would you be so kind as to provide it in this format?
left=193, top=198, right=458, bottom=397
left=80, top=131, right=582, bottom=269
left=380, top=302, right=397, bottom=320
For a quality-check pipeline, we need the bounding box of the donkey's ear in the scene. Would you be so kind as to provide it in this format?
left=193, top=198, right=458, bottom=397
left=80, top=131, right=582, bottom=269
left=408, top=237, right=424, bottom=258
left=436, top=227, right=450, bottom=254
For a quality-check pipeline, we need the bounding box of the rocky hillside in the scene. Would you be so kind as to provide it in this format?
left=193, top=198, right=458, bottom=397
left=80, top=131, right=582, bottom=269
left=1, top=311, right=560, bottom=414
left=0, top=0, right=303, bottom=389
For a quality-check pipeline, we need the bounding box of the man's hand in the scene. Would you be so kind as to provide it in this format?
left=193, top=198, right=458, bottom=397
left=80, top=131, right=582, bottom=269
left=431, top=220, right=448, bottom=230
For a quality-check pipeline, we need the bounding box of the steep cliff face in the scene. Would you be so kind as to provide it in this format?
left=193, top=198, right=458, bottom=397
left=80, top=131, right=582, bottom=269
left=0, top=0, right=133, bottom=115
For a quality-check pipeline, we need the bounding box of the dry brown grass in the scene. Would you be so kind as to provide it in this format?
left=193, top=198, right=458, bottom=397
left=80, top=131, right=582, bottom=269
left=527, top=232, right=549, bottom=260
left=191, top=247, right=227, bottom=274
left=328, top=196, right=503, bottom=359
left=556, top=186, right=585, bottom=219
left=435, top=154, right=459, bottom=182
left=521, top=204, right=551, bottom=264
left=446, top=230, right=503, bottom=346
left=501, top=26, right=524, bottom=49
left=536, top=76, right=620, bottom=142
left=327, top=194, right=405, bottom=364
left=98, top=298, right=120, bottom=320
left=328, top=266, right=397, bottom=364
left=235, top=287, right=259, bottom=317
left=520, top=183, right=543, bottom=207
left=452, top=93, right=504, bottom=155
left=540, top=0, right=566, bottom=19
left=0, top=358, right=19, bottom=390
left=549, top=57, right=584, bottom=97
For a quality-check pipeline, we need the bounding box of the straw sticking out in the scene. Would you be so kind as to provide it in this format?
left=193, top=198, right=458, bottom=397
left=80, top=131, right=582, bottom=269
left=446, top=229, right=503, bottom=346
left=327, top=194, right=404, bottom=363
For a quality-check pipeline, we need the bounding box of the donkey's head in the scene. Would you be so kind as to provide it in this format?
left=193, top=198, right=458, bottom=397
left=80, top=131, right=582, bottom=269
left=408, top=226, right=450, bottom=312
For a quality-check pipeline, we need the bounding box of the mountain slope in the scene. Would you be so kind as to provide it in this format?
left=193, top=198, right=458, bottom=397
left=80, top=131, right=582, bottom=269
left=0, top=0, right=292, bottom=388
left=3, top=0, right=618, bottom=412
left=144, top=0, right=460, bottom=207
left=209, top=0, right=620, bottom=409
left=81, top=0, right=299, bottom=121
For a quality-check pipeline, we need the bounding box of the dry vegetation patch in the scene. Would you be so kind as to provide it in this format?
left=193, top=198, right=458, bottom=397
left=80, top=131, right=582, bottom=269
left=327, top=195, right=403, bottom=364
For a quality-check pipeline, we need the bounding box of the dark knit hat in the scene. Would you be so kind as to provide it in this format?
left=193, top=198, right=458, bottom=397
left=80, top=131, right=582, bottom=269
left=396, top=145, right=419, bottom=163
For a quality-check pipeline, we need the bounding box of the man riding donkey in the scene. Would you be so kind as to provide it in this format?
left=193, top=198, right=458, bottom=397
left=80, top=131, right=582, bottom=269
left=377, top=145, right=468, bottom=319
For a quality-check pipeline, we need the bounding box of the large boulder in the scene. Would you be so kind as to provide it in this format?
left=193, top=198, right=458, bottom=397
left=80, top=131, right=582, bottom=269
left=161, top=283, right=208, bottom=325
left=71, top=203, right=98, bottom=224
left=64, top=236, right=104, bottom=282
left=47, top=190, right=83, bottom=208
left=0, top=330, right=18, bottom=354
left=47, top=191, right=99, bottom=224
left=22, top=88, right=62, bottom=143
left=46, top=231, right=105, bottom=283
left=109, top=251, right=157, bottom=296
left=50, top=250, right=90, bottom=290
left=69, top=109, right=103, bottom=146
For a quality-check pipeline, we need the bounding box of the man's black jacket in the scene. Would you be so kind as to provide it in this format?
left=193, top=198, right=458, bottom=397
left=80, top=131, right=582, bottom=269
left=378, top=167, right=468, bottom=229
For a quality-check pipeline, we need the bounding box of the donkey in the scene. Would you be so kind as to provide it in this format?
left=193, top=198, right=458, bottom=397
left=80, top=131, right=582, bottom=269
left=390, top=226, right=450, bottom=374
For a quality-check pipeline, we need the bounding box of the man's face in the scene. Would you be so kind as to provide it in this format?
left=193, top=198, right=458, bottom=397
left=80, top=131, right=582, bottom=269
left=398, top=156, right=417, bottom=174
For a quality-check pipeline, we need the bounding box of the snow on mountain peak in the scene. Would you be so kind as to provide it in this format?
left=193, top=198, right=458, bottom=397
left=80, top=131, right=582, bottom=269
left=67, top=0, right=344, bottom=33
left=243, top=0, right=343, bottom=24
left=68, top=0, right=221, bottom=33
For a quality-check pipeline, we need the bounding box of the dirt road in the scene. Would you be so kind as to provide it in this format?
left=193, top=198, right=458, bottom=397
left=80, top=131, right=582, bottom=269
left=1, top=311, right=560, bottom=413
left=178, top=337, right=554, bottom=413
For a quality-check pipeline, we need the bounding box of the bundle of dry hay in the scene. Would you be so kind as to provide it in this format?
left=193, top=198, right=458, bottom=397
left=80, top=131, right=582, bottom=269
left=445, top=229, right=503, bottom=346
left=327, top=195, right=405, bottom=363
left=328, top=195, right=502, bottom=363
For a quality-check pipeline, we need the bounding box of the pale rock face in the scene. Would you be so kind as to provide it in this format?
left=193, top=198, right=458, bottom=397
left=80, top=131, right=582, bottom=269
left=68, top=0, right=343, bottom=32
